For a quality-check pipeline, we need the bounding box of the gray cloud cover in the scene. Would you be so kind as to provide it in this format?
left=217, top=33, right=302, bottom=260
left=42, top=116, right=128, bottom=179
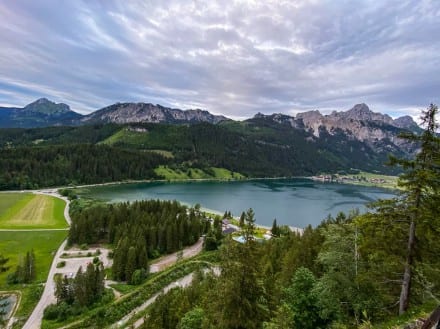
left=0, top=0, right=439, bottom=118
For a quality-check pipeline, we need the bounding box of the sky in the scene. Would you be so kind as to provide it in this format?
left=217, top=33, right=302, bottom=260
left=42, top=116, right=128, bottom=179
left=0, top=0, right=439, bottom=119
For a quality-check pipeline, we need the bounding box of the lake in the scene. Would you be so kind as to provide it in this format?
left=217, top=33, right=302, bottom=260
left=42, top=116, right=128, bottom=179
left=81, top=179, right=395, bottom=228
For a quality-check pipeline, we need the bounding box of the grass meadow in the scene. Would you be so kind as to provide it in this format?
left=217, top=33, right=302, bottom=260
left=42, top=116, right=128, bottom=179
left=0, top=193, right=68, bottom=229
left=0, top=230, right=67, bottom=284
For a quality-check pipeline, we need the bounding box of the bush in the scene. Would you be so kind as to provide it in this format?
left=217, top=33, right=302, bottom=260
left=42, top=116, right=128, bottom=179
left=43, top=303, right=60, bottom=320
left=56, top=261, right=66, bottom=268
left=131, top=269, right=148, bottom=285
left=6, top=272, right=18, bottom=285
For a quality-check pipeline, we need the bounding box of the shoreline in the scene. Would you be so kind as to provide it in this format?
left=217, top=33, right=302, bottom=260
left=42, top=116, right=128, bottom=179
left=0, top=172, right=399, bottom=194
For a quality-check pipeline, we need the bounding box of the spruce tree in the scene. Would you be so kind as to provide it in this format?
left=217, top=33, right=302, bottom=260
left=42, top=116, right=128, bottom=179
left=391, top=104, right=439, bottom=314
left=206, top=208, right=268, bottom=328
left=125, top=246, right=137, bottom=284
left=363, top=104, right=440, bottom=314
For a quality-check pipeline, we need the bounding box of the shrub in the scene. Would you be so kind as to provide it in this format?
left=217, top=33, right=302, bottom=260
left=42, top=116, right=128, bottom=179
left=56, top=261, right=66, bottom=268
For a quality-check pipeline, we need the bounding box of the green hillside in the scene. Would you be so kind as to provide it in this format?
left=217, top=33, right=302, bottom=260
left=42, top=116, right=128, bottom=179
left=0, top=120, right=401, bottom=189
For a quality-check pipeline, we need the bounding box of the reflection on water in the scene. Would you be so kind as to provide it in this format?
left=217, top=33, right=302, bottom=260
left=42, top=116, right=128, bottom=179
left=83, top=179, right=395, bottom=228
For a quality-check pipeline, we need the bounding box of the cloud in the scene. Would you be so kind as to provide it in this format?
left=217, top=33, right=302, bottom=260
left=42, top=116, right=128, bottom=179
left=0, top=0, right=439, bottom=119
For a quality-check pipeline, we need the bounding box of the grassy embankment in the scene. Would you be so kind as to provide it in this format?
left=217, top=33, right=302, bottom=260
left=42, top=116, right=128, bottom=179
left=155, top=165, right=244, bottom=180
left=0, top=193, right=67, bottom=324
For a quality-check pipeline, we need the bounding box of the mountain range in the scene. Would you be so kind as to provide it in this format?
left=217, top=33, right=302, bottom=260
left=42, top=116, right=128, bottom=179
left=0, top=98, right=421, bottom=162
left=0, top=98, right=426, bottom=187
left=0, top=98, right=229, bottom=128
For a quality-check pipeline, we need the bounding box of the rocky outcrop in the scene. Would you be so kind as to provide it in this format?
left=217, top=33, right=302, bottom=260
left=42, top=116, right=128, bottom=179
left=81, top=102, right=229, bottom=125
left=252, top=103, right=420, bottom=156
left=393, top=115, right=421, bottom=132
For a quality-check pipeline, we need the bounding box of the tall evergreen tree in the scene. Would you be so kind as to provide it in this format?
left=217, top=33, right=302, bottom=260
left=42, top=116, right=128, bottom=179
left=390, top=104, right=439, bottom=314
left=364, top=104, right=440, bottom=314
left=125, top=246, right=137, bottom=284
left=205, top=208, right=268, bottom=328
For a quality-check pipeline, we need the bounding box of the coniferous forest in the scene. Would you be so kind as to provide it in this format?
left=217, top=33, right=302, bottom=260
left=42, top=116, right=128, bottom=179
left=68, top=199, right=209, bottom=283
left=134, top=105, right=440, bottom=328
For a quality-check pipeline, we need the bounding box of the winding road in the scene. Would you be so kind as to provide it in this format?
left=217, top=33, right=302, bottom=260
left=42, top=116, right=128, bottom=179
left=21, top=191, right=71, bottom=329
left=18, top=189, right=206, bottom=329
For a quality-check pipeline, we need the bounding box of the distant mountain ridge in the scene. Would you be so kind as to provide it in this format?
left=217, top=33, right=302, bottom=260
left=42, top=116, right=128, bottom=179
left=0, top=98, right=229, bottom=128
left=0, top=99, right=420, bottom=157
left=81, top=102, right=229, bottom=125
left=0, top=98, right=82, bottom=128
left=253, top=103, right=420, bottom=155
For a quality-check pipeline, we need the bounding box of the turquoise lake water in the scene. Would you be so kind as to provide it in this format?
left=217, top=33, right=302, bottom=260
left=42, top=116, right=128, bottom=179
left=82, top=179, right=395, bottom=228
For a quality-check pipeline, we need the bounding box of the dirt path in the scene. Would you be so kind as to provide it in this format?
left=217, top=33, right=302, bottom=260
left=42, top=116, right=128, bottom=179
left=149, top=237, right=204, bottom=273
left=122, top=267, right=220, bottom=329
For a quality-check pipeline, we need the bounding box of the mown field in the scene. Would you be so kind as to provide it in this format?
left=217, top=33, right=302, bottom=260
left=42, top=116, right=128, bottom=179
left=0, top=193, right=67, bottom=229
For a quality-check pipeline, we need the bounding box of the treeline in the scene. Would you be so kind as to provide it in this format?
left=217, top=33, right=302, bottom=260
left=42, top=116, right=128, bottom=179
left=0, top=124, right=120, bottom=146
left=139, top=105, right=440, bottom=329
left=0, top=144, right=168, bottom=189
left=68, top=199, right=209, bottom=283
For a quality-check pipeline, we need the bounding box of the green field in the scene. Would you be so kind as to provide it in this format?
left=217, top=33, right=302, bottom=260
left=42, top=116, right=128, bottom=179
left=0, top=193, right=68, bottom=229
left=0, top=230, right=67, bottom=284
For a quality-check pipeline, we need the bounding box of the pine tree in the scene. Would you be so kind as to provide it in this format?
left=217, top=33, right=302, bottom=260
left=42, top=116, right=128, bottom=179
left=364, top=104, right=440, bottom=314
left=73, top=267, right=87, bottom=306
left=239, top=211, right=245, bottom=228
left=125, top=246, right=137, bottom=284
left=271, top=218, right=279, bottom=237
left=205, top=208, right=268, bottom=328
left=391, top=104, right=440, bottom=314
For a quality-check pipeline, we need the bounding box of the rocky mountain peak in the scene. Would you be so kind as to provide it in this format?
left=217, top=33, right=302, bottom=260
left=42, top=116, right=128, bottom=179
left=24, top=98, right=71, bottom=114
left=343, top=103, right=393, bottom=124
left=346, top=103, right=371, bottom=117
left=82, top=102, right=229, bottom=125
left=393, top=115, right=419, bottom=130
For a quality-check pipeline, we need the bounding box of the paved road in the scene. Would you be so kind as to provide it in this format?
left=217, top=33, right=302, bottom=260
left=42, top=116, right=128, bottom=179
left=22, top=240, right=68, bottom=329
left=22, top=244, right=112, bottom=329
